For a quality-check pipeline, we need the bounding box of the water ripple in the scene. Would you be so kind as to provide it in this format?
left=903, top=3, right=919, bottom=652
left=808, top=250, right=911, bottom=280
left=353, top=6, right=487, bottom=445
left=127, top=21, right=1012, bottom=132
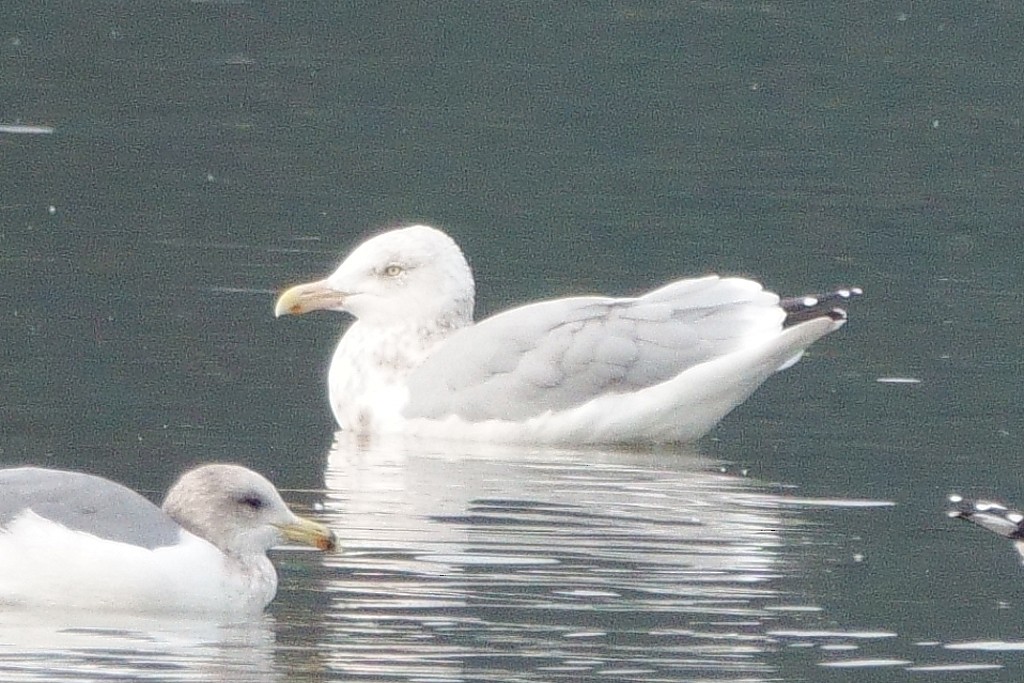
left=315, top=436, right=803, bottom=681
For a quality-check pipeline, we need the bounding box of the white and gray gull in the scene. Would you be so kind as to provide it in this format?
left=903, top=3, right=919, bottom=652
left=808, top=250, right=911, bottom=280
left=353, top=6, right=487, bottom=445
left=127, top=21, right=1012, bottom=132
left=275, top=224, right=861, bottom=444
left=0, top=464, right=336, bottom=616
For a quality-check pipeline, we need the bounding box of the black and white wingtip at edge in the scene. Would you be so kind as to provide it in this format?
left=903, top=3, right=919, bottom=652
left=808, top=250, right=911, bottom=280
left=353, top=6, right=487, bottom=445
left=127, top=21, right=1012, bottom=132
left=781, top=287, right=863, bottom=326
left=948, top=494, right=1024, bottom=563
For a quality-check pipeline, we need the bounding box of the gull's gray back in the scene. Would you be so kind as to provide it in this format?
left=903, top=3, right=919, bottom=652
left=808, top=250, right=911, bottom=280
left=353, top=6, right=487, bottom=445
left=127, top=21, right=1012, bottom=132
left=0, top=467, right=182, bottom=549
left=404, top=275, right=782, bottom=421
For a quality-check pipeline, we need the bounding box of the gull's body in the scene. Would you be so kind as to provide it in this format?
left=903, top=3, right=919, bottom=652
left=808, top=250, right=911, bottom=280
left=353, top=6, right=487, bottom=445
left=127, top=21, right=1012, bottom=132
left=276, top=225, right=858, bottom=444
left=0, top=464, right=335, bottom=616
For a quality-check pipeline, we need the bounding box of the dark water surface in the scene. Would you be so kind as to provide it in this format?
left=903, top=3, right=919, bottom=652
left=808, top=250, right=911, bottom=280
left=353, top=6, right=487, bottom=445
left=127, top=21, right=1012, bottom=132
left=2, top=2, right=1023, bottom=681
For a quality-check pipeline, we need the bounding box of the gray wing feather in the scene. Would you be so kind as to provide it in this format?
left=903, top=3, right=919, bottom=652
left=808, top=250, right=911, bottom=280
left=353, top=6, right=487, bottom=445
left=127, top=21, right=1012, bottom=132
left=405, top=276, right=783, bottom=421
left=0, top=468, right=182, bottom=549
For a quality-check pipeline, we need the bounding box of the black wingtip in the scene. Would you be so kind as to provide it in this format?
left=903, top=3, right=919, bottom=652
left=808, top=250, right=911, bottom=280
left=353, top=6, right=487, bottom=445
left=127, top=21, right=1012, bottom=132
left=781, top=286, right=863, bottom=327
left=947, top=494, right=1024, bottom=540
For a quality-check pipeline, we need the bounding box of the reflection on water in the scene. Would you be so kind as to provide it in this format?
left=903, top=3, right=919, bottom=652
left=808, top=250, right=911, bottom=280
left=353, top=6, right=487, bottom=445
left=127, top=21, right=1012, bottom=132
left=313, top=435, right=1022, bottom=680
left=1, top=434, right=1021, bottom=680
left=0, top=612, right=280, bottom=682
left=318, top=434, right=804, bottom=681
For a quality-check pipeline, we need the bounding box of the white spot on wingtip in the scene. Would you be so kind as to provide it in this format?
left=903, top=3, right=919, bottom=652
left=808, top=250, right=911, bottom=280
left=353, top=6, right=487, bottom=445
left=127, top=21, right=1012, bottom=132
left=802, top=296, right=818, bottom=307
left=949, top=494, right=963, bottom=503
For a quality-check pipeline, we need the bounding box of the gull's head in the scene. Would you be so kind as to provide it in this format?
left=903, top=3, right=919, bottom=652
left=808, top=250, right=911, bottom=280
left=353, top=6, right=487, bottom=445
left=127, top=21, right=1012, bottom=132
left=274, top=225, right=475, bottom=327
left=162, top=464, right=337, bottom=558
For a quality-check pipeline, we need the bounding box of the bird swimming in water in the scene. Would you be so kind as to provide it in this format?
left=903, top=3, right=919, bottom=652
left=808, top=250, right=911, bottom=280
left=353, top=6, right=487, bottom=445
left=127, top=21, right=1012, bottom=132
left=275, top=224, right=860, bottom=445
left=0, top=464, right=336, bottom=616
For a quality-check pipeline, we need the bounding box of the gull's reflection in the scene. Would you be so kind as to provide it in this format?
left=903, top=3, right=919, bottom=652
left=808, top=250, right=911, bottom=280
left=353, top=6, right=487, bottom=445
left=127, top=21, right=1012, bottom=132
left=0, top=611, right=280, bottom=682
left=319, top=432, right=796, bottom=681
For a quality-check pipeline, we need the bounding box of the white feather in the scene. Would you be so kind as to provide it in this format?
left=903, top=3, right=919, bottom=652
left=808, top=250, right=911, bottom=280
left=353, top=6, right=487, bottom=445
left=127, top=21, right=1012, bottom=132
left=0, top=511, right=275, bottom=616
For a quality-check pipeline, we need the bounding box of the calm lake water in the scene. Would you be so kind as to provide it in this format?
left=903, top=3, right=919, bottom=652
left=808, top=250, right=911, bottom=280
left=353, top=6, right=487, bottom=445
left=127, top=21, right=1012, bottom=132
left=2, top=1, right=1023, bottom=681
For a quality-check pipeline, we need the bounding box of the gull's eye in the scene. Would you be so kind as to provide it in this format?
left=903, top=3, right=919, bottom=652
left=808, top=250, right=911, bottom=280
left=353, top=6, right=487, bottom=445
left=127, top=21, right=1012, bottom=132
left=239, top=495, right=265, bottom=511
left=383, top=264, right=403, bottom=277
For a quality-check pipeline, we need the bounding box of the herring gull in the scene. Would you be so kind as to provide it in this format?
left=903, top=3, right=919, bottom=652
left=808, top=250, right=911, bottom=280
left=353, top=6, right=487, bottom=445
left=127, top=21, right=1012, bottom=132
left=275, top=224, right=860, bottom=444
left=0, top=464, right=336, bottom=616
left=948, top=494, right=1024, bottom=563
